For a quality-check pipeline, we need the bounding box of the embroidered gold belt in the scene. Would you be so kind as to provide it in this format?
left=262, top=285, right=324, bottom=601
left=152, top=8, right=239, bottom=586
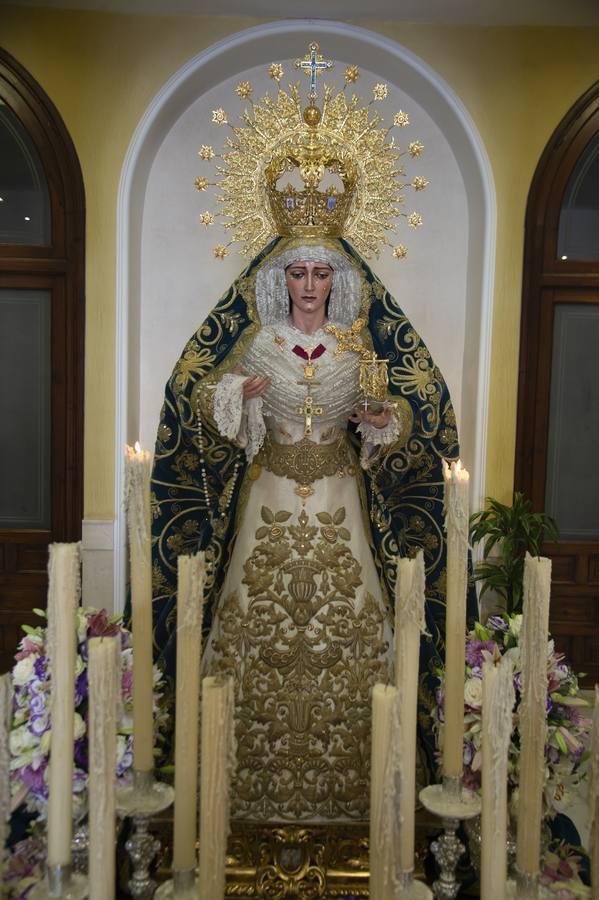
left=254, top=434, right=356, bottom=486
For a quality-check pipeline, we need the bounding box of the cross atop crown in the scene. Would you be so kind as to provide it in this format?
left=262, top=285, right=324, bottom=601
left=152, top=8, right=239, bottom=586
left=294, top=42, right=334, bottom=98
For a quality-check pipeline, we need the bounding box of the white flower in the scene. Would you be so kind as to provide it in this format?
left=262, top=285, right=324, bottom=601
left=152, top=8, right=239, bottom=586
left=12, top=655, right=36, bottom=686
left=73, top=712, right=86, bottom=741
left=508, top=614, right=523, bottom=638
left=464, top=677, right=483, bottom=709
left=76, top=609, right=88, bottom=643
left=10, top=724, right=38, bottom=764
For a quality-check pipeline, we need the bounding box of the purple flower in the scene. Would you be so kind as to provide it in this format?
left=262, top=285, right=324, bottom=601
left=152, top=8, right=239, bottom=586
left=74, top=738, right=88, bottom=769
left=116, top=737, right=133, bottom=778
left=75, top=671, right=88, bottom=704
left=486, top=615, right=508, bottom=632
left=465, top=640, right=498, bottom=668
left=29, top=713, right=49, bottom=737
left=33, top=657, right=47, bottom=680
left=29, top=692, right=46, bottom=717
left=18, top=761, right=47, bottom=795
left=463, top=740, right=475, bottom=766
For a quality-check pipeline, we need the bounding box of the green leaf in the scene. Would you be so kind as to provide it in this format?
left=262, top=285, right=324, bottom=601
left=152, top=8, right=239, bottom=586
left=554, top=730, right=568, bottom=755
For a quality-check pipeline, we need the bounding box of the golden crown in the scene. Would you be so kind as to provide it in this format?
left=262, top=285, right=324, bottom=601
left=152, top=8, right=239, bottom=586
left=195, top=43, right=428, bottom=260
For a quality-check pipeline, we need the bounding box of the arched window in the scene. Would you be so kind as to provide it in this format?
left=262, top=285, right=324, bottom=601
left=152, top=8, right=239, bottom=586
left=516, top=83, right=599, bottom=686
left=0, top=50, right=85, bottom=672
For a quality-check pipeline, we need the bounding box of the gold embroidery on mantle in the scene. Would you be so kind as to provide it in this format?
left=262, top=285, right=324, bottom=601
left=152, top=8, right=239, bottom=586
left=210, top=504, right=390, bottom=821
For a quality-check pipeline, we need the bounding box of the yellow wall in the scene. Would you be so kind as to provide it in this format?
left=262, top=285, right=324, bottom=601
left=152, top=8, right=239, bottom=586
left=1, top=7, right=598, bottom=517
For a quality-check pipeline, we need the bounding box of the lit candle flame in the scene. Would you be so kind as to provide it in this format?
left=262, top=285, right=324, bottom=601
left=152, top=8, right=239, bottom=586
left=134, top=440, right=141, bottom=454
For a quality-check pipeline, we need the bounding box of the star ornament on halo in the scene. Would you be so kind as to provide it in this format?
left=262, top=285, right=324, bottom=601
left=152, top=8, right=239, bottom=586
left=372, top=83, right=388, bottom=101
left=407, top=212, right=423, bottom=229
left=198, top=145, right=215, bottom=161
left=213, top=245, right=228, bottom=260
left=344, top=65, right=360, bottom=84
left=268, top=62, right=284, bottom=82
left=212, top=108, right=228, bottom=125
left=393, top=110, right=410, bottom=128
left=412, top=176, right=429, bottom=192
left=236, top=81, right=253, bottom=99
left=199, top=212, right=215, bottom=227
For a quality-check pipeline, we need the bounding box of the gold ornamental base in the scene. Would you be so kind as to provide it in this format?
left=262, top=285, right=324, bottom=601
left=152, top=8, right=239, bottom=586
left=153, top=819, right=435, bottom=898
left=225, top=822, right=371, bottom=898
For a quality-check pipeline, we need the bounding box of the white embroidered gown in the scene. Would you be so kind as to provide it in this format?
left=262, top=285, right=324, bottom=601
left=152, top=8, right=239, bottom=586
left=205, top=321, right=398, bottom=822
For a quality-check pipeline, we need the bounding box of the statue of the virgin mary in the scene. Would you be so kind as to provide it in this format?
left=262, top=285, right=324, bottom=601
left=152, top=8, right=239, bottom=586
left=149, top=48, right=476, bottom=823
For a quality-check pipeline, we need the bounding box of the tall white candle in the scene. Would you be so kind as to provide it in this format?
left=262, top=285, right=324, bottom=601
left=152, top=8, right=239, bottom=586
left=442, top=458, right=470, bottom=781
left=481, top=656, right=515, bottom=900
left=515, top=553, right=552, bottom=877
left=589, top=685, right=599, bottom=898
left=124, top=443, right=154, bottom=773
left=47, top=542, right=81, bottom=867
left=173, top=552, right=206, bottom=874
left=370, top=683, right=400, bottom=900
left=395, top=551, right=427, bottom=874
left=88, top=636, right=120, bottom=900
left=198, top=676, right=235, bottom=900
left=0, top=673, right=12, bottom=882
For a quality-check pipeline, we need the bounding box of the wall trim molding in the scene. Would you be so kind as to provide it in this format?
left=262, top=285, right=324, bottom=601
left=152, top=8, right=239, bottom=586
left=115, top=19, right=496, bottom=611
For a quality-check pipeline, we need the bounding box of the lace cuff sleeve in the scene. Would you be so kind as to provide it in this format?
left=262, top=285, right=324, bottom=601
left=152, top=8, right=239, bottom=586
left=213, top=374, right=266, bottom=463
left=357, top=398, right=414, bottom=469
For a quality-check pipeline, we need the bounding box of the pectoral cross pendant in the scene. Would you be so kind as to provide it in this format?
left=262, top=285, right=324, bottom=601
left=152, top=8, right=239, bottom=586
left=296, top=394, right=323, bottom=436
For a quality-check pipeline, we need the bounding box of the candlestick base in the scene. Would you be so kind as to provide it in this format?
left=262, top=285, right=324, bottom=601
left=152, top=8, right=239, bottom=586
left=116, top=769, right=175, bottom=818
left=116, top=770, right=174, bottom=899
left=419, top=781, right=481, bottom=900
left=29, top=865, right=88, bottom=899
left=506, top=869, right=554, bottom=899
left=419, top=781, right=481, bottom=821
left=395, top=869, right=433, bottom=898
left=154, top=869, right=198, bottom=898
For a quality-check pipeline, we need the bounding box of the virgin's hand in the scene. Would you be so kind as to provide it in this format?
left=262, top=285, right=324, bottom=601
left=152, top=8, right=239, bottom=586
left=349, top=407, right=392, bottom=428
left=234, top=365, right=269, bottom=400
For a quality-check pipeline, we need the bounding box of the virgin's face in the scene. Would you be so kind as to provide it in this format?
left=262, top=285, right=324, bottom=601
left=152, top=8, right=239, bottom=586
left=285, top=260, right=333, bottom=316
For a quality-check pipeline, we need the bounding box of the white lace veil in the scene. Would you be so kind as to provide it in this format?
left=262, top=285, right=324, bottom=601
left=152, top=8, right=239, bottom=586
left=255, top=243, right=362, bottom=326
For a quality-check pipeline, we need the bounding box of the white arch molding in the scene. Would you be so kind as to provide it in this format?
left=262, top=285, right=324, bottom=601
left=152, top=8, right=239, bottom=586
left=105, top=20, right=496, bottom=612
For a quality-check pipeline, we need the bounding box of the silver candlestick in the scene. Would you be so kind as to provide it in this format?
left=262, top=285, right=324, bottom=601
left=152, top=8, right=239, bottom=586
left=116, top=769, right=175, bottom=899
left=419, top=776, right=481, bottom=900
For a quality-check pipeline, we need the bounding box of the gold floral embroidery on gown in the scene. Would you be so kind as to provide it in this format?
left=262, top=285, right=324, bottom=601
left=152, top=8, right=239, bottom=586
left=205, top=322, right=395, bottom=822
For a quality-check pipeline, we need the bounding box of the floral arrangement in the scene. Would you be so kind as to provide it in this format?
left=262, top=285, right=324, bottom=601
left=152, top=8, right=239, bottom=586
left=540, top=841, right=591, bottom=899
left=10, top=607, right=168, bottom=820
left=432, top=614, right=592, bottom=816
left=3, top=834, right=45, bottom=899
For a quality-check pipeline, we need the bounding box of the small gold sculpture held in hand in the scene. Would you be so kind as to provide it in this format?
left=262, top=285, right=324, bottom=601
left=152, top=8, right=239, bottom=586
left=325, top=319, right=389, bottom=408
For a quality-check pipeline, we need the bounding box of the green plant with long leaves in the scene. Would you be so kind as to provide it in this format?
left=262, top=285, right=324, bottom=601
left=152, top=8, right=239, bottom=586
left=469, top=492, right=559, bottom=614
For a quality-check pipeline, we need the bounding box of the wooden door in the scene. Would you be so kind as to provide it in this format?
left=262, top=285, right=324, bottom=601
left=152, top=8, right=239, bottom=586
left=516, top=83, right=599, bottom=686
left=0, top=50, right=85, bottom=673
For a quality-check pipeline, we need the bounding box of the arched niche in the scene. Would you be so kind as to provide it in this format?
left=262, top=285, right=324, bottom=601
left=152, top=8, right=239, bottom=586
left=113, top=21, right=496, bottom=609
